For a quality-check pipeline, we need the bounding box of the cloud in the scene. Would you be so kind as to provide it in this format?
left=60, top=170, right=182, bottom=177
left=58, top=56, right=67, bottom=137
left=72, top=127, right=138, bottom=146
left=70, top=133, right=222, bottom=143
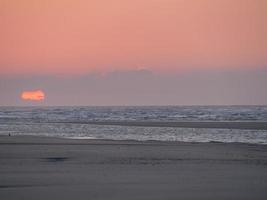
left=0, top=68, right=267, bottom=105
left=21, top=90, right=45, bottom=101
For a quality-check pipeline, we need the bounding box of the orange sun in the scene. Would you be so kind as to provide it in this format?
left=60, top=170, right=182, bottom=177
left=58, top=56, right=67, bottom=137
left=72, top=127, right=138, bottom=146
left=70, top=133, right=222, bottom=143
left=21, top=90, right=45, bottom=101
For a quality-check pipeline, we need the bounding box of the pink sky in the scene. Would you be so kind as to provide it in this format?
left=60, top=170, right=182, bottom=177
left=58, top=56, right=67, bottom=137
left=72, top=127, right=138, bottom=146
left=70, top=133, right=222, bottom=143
left=1, top=0, right=267, bottom=75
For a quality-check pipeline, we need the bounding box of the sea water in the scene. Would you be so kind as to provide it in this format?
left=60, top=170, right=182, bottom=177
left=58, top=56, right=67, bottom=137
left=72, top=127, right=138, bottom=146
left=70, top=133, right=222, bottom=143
left=0, top=106, right=267, bottom=144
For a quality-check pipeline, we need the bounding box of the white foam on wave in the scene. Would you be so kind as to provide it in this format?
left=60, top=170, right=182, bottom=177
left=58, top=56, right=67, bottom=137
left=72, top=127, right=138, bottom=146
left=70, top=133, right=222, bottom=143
left=1, top=106, right=267, bottom=144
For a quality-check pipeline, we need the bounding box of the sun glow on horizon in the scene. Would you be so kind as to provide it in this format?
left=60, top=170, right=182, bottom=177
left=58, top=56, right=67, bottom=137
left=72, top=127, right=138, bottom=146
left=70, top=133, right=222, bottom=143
left=21, top=90, right=45, bottom=101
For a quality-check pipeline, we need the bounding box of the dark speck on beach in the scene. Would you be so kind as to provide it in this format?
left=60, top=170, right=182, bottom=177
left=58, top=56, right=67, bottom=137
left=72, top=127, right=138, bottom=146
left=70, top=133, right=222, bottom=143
left=43, top=157, right=69, bottom=162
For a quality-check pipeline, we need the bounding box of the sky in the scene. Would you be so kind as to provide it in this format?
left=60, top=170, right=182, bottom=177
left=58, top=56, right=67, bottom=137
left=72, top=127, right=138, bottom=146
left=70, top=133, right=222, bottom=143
left=0, top=0, right=267, bottom=106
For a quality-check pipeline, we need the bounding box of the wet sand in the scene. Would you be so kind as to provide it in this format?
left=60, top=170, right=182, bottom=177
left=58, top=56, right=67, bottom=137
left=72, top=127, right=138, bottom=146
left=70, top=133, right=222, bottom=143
left=56, top=121, right=267, bottom=130
left=0, top=135, right=267, bottom=200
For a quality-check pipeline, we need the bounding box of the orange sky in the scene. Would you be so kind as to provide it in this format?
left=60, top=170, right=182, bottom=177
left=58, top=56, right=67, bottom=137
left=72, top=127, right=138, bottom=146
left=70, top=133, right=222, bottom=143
left=0, top=0, right=267, bottom=75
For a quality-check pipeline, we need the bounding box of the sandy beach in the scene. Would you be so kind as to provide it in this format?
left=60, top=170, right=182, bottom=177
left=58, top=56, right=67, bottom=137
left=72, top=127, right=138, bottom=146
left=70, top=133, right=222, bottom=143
left=0, top=135, right=267, bottom=200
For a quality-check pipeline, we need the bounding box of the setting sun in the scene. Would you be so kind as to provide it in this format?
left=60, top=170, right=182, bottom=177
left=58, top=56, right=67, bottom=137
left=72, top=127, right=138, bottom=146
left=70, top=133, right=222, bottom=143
left=0, top=1, right=267, bottom=199
left=21, top=90, right=45, bottom=101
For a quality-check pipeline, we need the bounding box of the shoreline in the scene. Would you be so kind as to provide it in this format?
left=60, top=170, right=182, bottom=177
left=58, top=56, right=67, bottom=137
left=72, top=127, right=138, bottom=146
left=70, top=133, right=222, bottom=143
left=5, top=120, right=267, bottom=130
left=72, top=120, right=267, bottom=130
left=1, top=134, right=266, bottom=146
left=2, top=120, right=267, bottom=130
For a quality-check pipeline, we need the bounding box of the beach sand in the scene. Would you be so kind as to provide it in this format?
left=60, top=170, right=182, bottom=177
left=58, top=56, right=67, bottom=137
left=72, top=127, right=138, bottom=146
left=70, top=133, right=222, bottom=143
left=0, top=135, right=267, bottom=200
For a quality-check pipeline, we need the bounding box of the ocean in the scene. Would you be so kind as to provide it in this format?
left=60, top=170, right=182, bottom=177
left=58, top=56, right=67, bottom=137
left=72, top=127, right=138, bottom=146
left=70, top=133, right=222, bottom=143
left=0, top=106, right=267, bottom=144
